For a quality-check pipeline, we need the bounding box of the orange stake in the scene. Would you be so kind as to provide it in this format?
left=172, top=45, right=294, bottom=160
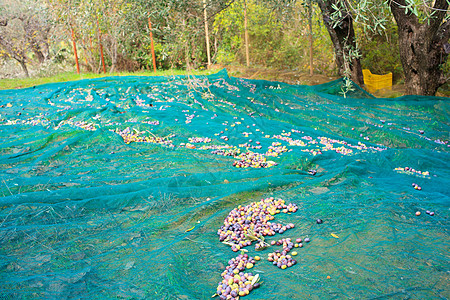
left=148, top=17, right=157, bottom=73
left=97, top=17, right=106, bottom=74
left=71, top=27, right=80, bottom=74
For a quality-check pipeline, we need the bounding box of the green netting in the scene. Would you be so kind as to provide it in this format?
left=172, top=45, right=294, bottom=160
left=0, top=69, right=449, bottom=299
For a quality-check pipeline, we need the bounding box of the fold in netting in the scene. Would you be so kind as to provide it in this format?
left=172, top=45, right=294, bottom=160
left=0, top=69, right=449, bottom=299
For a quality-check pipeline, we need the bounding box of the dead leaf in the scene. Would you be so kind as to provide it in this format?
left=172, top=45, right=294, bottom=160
left=185, top=226, right=195, bottom=232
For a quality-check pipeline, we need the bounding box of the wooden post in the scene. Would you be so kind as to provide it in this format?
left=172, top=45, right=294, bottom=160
left=203, top=0, right=211, bottom=69
left=96, top=17, right=106, bottom=74
left=308, top=0, right=313, bottom=76
left=244, top=0, right=250, bottom=67
left=71, top=26, right=80, bottom=74
left=148, top=17, right=157, bottom=73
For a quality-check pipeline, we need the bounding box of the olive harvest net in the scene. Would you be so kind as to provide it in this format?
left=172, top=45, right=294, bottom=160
left=0, top=69, right=449, bottom=299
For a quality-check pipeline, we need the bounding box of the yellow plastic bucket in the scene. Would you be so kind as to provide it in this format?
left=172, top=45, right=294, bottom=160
left=362, top=69, right=392, bottom=93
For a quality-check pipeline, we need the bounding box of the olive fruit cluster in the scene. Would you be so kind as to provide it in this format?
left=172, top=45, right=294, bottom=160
left=265, top=143, right=290, bottom=157
left=267, top=238, right=298, bottom=269
left=217, top=197, right=298, bottom=251
left=211, top=147, right=241, bottom=157
left=188, top=137, right=211, bottom=143
left=412, top=183, right=422, bottom=190
left=233, top=151, right=277, bottom=169
left=112, top=127, right=172, bottom=146
left=215, top=254, right=261, bottom=299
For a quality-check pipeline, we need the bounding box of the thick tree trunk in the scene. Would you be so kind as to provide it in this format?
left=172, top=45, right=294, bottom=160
left=317, top=0, right=364, bottom=87
left=389, top=0, right=450, bottom=96
left=18, top=59, right=29, bottom=77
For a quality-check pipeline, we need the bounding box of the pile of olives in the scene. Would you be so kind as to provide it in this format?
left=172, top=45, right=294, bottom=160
left=217, top=197, right=298, bottom=251
left=215, top=254, right=261, bottom=299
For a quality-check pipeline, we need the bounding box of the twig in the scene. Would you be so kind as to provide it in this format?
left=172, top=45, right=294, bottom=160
left=2, top=178, right=13, bottom=195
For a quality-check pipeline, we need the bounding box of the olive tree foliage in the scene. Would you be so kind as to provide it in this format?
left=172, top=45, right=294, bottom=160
left=262, top=0, right=364, bottom=94
left=213, top=0, right=288, bottom=66
left=213, top=0, right=335, bottom=73
left=124, top=0, right=235, bottom=69
left=127, top=0, right=208, bottom=69
left=46, top=0, right=132, bottom=72
left=0, top=0, right=53, bottom=77
left=46, top=0, right=234, bottom=72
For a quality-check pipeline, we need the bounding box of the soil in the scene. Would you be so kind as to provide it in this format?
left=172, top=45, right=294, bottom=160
left=213, top=64, right=338, bottom=86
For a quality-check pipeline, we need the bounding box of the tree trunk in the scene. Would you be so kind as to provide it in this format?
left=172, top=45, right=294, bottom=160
left=244, top=0, right=250, bottom=67
left=389, top=0, right=450, bottom=96
left=182, top=18, right=191, bottom=70
left=0, top=34, right=29, bottom=77
left=42, top=26, right=51, bottom=60
left=23, top=18, right=46, bottom=64
left=110, top=37, right=118, bottom=73
left=19, top=59, right=29, bottom=77
left=308, top=0, right=313, bottom=76
left=203, top=0, right=212, bottom=69
left=317, top=0, right=363, bottom=87
left=31, top=41, right=46, bottom=64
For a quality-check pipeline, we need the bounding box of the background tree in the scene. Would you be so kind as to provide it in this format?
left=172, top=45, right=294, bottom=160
left=0, top=0, right=53, bottom=77
left=388, top=0, right=450, bottom=96
left=46, top=0, right=233, bottom=71
left=316, top=0, right=363, bottom=86
left=214, top=0, right=335, bottom=73
left=264, top=0, right=364, bottom=87
left=48, top=0, right=103, bottom=72
left=0, top=18, right=30, bottom=77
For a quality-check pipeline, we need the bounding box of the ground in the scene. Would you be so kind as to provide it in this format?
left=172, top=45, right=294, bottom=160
left=215, top=64, right=450, bottom=98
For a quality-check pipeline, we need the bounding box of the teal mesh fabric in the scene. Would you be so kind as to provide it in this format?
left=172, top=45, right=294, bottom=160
left=0, top=69, right=448, bottom=299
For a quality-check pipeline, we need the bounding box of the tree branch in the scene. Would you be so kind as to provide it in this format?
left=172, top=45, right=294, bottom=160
left=388, top=0, right=419, bottom=28
left=436, top=19, right=450, bottom=43
left=428, top=0, right=449, bottom=35
left=0, top=34, right=24, bottom=62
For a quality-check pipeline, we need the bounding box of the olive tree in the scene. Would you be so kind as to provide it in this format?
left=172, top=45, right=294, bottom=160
left=0, top=0, right=52, bottom=77
left=388, top=0, right=449, bottom=95
left=124, top=0, right=235, bottom=69
left=316, top=0, right=364, bottom=86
